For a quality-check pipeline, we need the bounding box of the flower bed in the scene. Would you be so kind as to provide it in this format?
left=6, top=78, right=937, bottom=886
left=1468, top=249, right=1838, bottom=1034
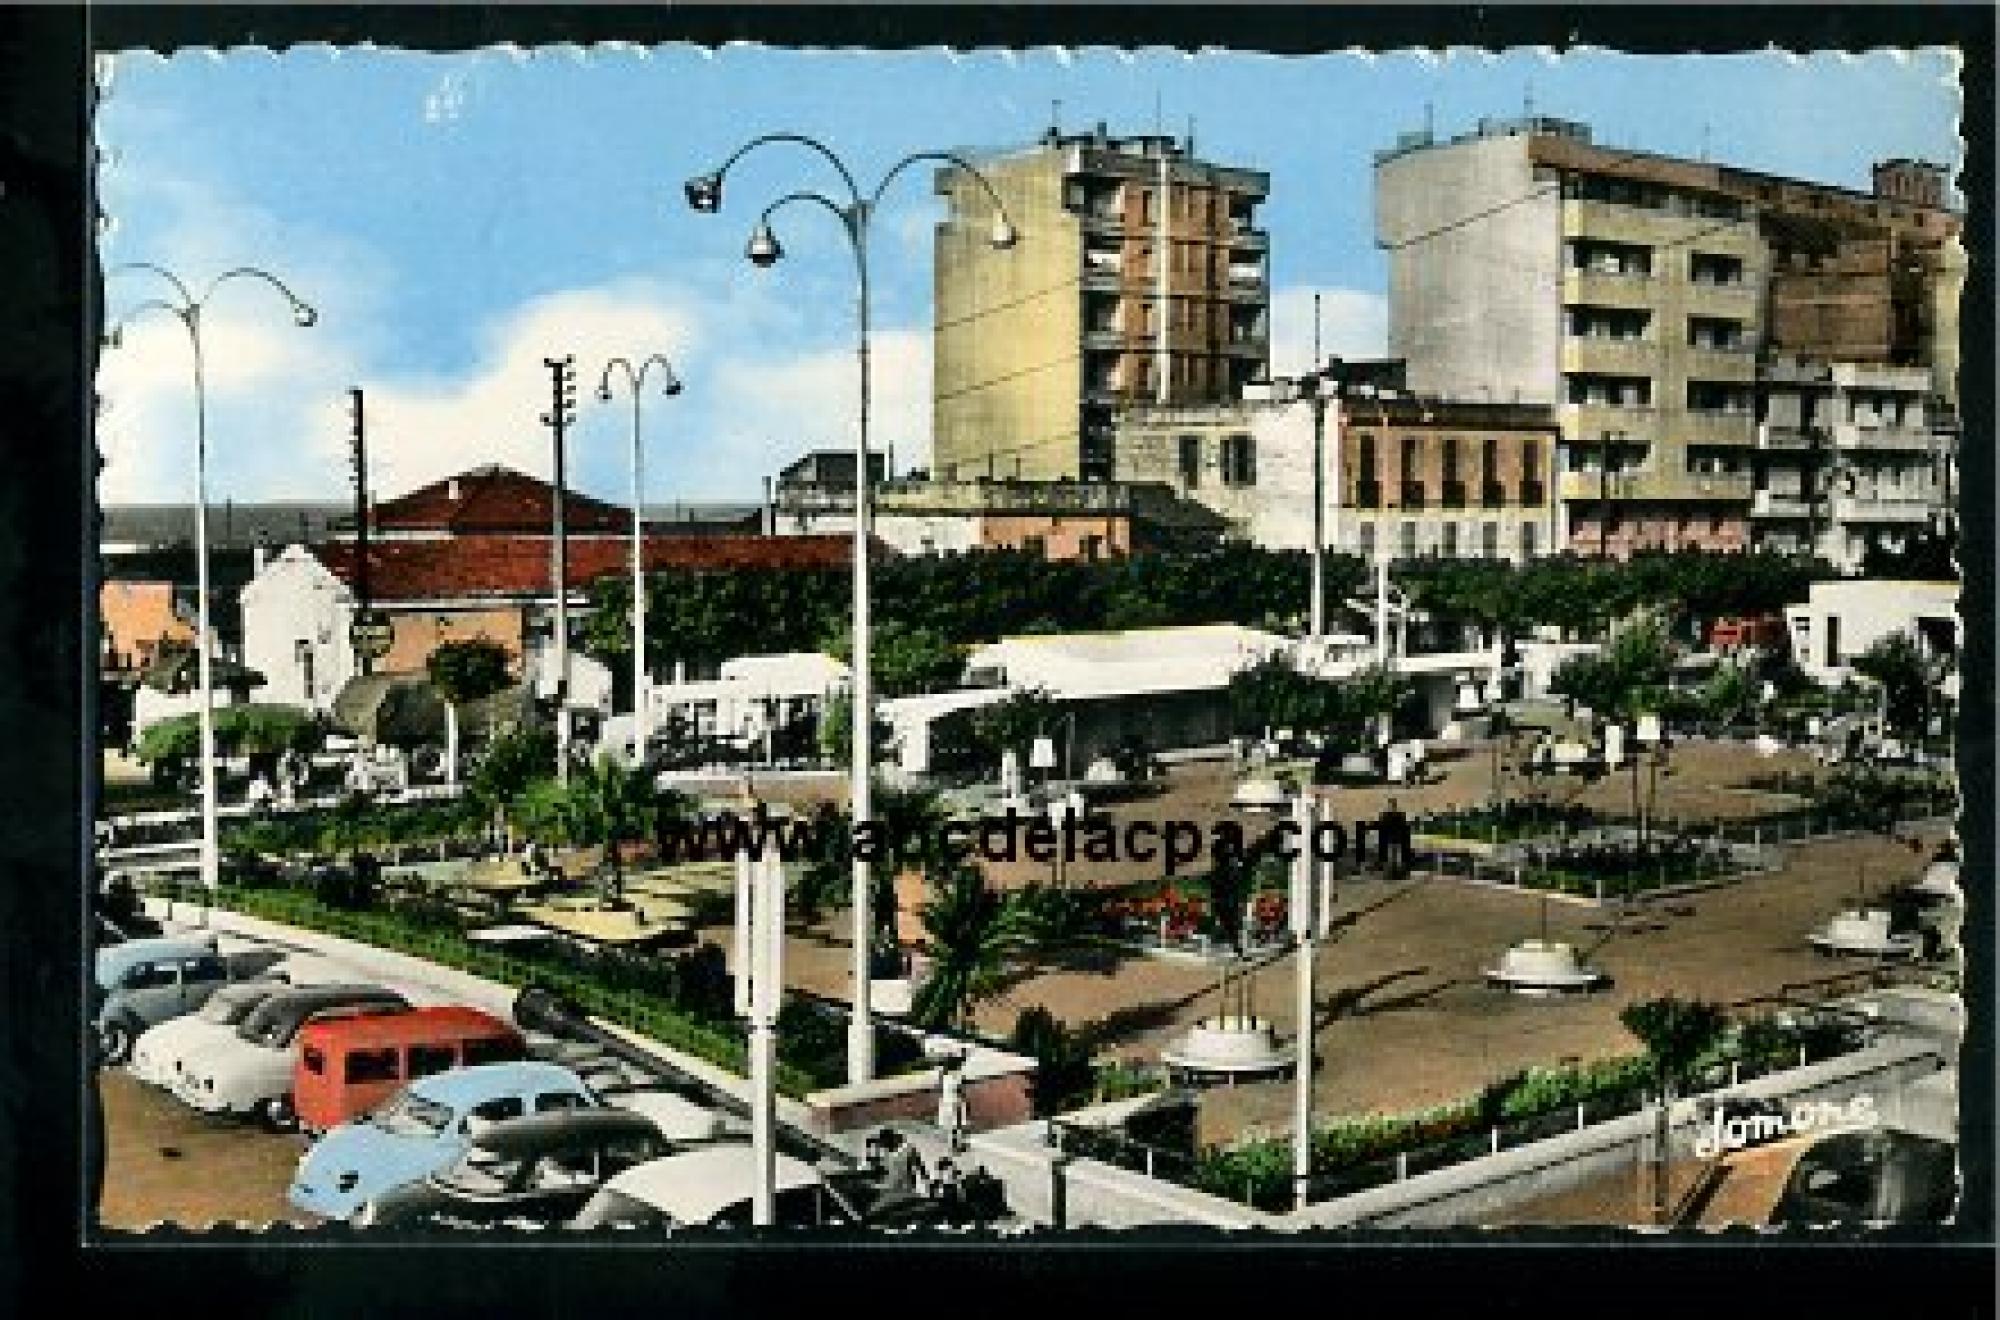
left=1416, top=801, right=1601, bottom=846
left=1165, top=1021, right=1863, bottom=1211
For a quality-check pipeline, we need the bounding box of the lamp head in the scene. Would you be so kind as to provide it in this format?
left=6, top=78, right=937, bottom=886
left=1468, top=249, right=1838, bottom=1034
left=745, top=221, right=783, bottom=268
left=293, top=304, right=318, bottom=329
left=684, top=173, right=723, bottom=214
left=989, top=212, right=1018, bottom=250
left=597, top=383, right=614, bottom=403
left=661, top=370, right=684, bottom=398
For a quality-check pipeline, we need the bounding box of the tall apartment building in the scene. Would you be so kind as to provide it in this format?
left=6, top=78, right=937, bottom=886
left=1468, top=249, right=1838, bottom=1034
left=1373, top=116, right=1962, bottom=556
left=1752, top=358, right=1956, bottom=572
left=934, top=124, right=1271, bottom=484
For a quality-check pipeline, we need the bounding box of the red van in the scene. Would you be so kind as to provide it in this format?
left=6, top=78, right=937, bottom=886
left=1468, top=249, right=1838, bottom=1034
left=295, top=1006, right=524, bottom=1134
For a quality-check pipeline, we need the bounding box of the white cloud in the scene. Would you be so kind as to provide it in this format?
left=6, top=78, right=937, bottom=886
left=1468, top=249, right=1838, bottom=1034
left=97, top=168, right=935, bottom=509
left=1267, top=284, right=1389, bottom=378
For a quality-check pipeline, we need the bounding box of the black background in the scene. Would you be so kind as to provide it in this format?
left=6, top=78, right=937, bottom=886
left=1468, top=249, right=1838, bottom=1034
left=2, top=4, right=1991, bottom=1316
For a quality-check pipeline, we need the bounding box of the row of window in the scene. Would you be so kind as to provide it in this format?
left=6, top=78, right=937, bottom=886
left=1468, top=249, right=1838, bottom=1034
left=1564, top=308, right=1748, bottom=350
left=1563, top=376, right=1758, bottom=413
left=1351, top=433, right=1545, bottom=487
left=1565, top=240, right=1748, bottom=285
left=1085, top=294, right=1265, bottom=340
left=1355, top=520, right=1542, bottom=560
left=1176, top=433, right=1256, bottom=488
left=1069, top=179, right=1255, bottom=230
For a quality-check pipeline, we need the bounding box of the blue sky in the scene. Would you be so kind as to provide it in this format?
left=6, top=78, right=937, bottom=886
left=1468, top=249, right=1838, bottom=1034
left=97, top=45, right=1962, bottom=508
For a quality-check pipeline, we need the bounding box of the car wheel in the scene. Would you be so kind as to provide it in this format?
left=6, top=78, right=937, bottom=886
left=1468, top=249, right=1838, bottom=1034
left=258, top=1093, right=298, bottom=1133
left=99, top=1018, right=137, bottom=1067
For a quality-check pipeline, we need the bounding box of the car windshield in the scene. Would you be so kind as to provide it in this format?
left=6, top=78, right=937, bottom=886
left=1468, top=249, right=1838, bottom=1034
left=198, top=990, right=260, bottom=1024
left=571, top=1188, right=667, bottom=1231
left=370, top=1092, right=454, bottom=1137
left=436, top=1147, right=529, bottom=1195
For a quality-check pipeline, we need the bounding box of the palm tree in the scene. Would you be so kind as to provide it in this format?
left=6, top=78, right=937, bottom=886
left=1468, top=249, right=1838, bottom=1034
left=1620, top=995, right=1729, bottom=1224
left=910, top=861, right=1033, bottom=1031
left=426, top=639, right=512, bottom=786
left=558, top=753, right=658, bottom=907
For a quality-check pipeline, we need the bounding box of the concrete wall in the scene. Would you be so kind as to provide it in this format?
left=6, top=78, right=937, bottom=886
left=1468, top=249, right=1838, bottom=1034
left=934, top=151, right=1084, bottom=482
left=1376, top=133, right=1561, bottom=405
left=1296, top=1035, right=1949, bottom=1229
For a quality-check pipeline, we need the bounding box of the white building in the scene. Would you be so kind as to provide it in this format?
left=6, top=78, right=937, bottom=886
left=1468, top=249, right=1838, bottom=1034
left=1753, top=360, right=1957, bottom=572
left=616, top=651, right=851, bottom=757
left=239, top=545, right=364, bottom=713
left=1784, top=578, right=1959, bottom=686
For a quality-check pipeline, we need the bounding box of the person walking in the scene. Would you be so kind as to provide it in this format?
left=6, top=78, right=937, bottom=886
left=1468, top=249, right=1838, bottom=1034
left=936, top=1051, right=970, bottom=1155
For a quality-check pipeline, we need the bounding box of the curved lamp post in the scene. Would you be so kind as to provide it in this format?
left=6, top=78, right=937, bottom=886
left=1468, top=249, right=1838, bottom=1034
left=685, top=133, right=1017, bottom=1085
left=107, top=263, right=316, bottom=907
left=597, top=355, right=683, bottom=766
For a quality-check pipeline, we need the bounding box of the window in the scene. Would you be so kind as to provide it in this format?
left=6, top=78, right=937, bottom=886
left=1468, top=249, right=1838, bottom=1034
left=1522, top=523, right=1538, bottom=559
left=1400, top=436, right=1419, bottom=482
left=301, top=1046, right=327, bottom=1076
left=1442, top=523, right=1460, bottom=557
left=1178, top=434, right=1202, bottom=487
left=409, top=1044, right=458, bottom=1078
left=1221, top=434, right=1256, bottom=486
left=344, top=1048, right=400, bottom=1085
left=1140, top=189, right=1155, bottom=224
left=535, top=1090, right=592, bottom=1114
left=463, top=1036, right=522, bottom=1067
left=1358, top=522, right=1377, bottom=560
left=466, top=1096, right=526, bottom=1128
left=183, top=955, right=226, bottom=984
left=1443, top=436, right=1461, bottom=484
left=1357, top=432, right=1378, bottom=478
left=1482, top=523, right=1500, bottom=558
left=121, top=962, right=176, bottom=991
left=1399, top=521, right=1419, bottom=560
left=1824, top=615, right=1842, bottom=668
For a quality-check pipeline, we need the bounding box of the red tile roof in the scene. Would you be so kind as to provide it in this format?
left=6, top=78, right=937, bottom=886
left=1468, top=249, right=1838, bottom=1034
left=370, top=465, right=628, bottom=535
left=312, top=533, right=868, bottom=604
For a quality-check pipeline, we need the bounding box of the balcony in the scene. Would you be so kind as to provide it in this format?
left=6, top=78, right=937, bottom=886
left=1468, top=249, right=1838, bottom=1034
left=1080, top=210, right=1126, bottom=235
left=1561, top=403, right=1663, bottom=446
left=1756, top=423, right=1817, bottom=450
left=1520, top=480, right=1547, bottom=507
left=1679, top=410, right=1756, bottom=447
left=1683, top=346, right=1757, bottom=382
left=1562, top=269, right=1656, bottom=308
left=1354, top=480, right=1382, bottom=510
left=1831, top=422, right=1940, bottom=453
left=1082, top=327, right=1131, bottom=351
left=1440, top=480, right=1468, bottom=510
left=1561, top=337, right=1656, bottom=377
left=1222, top=336, right=1268, bottom=358
left=1832, top=496, right=1939, bottom=525
left=1229, top=225, right=1269, bottom=252
left=1081, top=266, right=1126, bottom=293
left=1398, top=481, right=1426, bottom=509
left=1751, top=490, right=1813, bottom=519
left=1480, top=482, right=1507, bottom=508
left=1684, top=278, right=1759, bottom=319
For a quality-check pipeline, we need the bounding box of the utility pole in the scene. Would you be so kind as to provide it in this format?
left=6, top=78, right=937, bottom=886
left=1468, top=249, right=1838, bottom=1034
left=1290, top=790, right=1322, bottom=1212
left=348, top=388, right=373, bottom=675
left=542, top=355, right=578, bottom=784
left=735, top=837, right=785, bottom=1226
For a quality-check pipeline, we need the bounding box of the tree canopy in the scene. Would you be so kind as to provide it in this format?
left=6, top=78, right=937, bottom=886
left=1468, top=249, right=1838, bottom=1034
left=426, top=638, right=513, bottom=708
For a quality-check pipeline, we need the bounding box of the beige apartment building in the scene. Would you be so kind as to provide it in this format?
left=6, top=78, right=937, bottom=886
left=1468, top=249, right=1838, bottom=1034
left=1114, top=394, right=1559, bottom=563
left=1373, top=116, right=1962, bottom=557
left=933, top=124, right=1270, bottom=484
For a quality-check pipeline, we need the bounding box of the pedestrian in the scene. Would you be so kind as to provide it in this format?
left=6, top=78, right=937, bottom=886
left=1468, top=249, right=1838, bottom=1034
left=936, top=1052, right=970, bottom=1155
left=878, top=1128, right=929, bottom=1196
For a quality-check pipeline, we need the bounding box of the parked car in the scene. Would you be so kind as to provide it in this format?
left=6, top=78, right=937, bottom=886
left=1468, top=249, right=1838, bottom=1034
left=1769, top=1128, right=1958, bottom=1225
left=294, top=1006, right=525, bottom=1136
left=130, top=978, right=288, bottom=1089
left=568, top=1145, right=1005, bottom=1232
left=351, top=1108, right=672, bottom=1229
left=130, top=953, right=347, bottom=1088
left=93, top=934, right=286, bottom=1065
left=290, top=1060, right=605, bottom=1220
left=172, top=984, right=411, bottom=1127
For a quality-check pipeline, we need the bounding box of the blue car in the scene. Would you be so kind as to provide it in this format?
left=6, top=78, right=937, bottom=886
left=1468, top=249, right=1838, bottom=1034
left=288, top=1061, right=599, bottom=1220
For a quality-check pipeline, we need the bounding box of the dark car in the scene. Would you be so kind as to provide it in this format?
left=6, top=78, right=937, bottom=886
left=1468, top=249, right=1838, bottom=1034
left=354, top=1107, right=672, bottom=1229
left=1770, top=1129, right=1957, bottom=1226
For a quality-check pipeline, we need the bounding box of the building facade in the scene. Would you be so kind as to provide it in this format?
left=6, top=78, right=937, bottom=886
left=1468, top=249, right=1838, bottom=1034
left=1373, top=116, right=1963, bottom=556
left=1113, top=393, right=1560, bottom=562
left=933, top=124, right=1270, bottom=483
left=770, top=474, right=1222, bottom=559
left=1752, top=359, right=1956, bottom=571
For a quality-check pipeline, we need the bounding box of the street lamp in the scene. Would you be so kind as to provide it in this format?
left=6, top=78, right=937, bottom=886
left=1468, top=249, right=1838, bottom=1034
left=597, top=355, right=684, bottom=767
left=108, top=262, right=316, bottom=906
left=686, top=132, right=1019, bottom=1085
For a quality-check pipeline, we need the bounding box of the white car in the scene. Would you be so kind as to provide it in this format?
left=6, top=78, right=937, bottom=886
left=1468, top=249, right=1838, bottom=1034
left=568, top=1146, right=832, bottom=1231
left=130, top=954, right=344, bottom=1089
left=173, top=983, right=409, bottom=1127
